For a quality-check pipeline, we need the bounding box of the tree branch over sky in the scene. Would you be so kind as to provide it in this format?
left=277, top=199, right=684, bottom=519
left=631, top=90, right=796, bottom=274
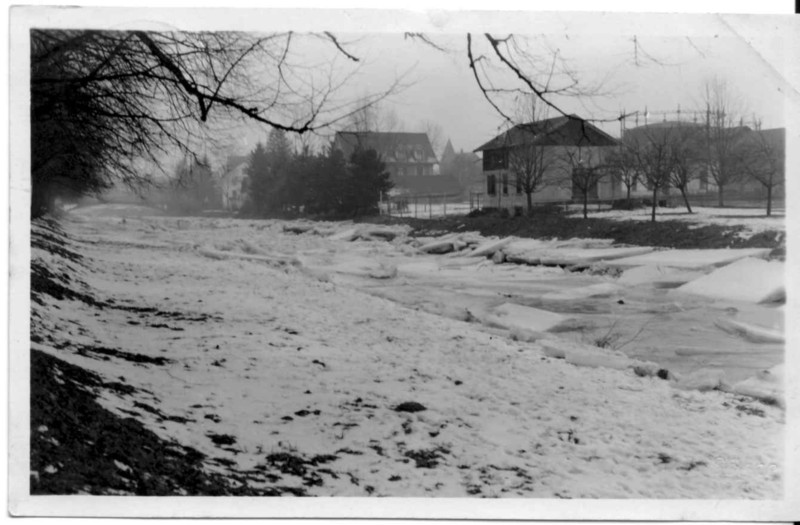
left=30, top=29, right=403, bottom=217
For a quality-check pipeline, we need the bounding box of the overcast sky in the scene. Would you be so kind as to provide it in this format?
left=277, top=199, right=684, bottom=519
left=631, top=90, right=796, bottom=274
left=16, top=7, right=796, bottom=166
left=221, top=11, right=795, bottom=160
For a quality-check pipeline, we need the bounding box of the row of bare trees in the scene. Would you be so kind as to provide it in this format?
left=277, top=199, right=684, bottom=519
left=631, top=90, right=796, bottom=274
left=607, top=116, right=784, bottom=220
left=503, top=117, right=782, bottom=223
left=503, top=87, right=783, bottom=222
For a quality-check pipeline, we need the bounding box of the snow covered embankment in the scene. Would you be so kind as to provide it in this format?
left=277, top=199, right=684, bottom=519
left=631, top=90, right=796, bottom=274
left=29, top=210, right=783, bottom=498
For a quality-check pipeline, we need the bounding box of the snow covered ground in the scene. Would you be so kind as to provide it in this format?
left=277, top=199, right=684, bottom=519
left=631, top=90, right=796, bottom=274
left=566, top=206, right=785, bottom=239
left=28, top=204, right=787, bottom=500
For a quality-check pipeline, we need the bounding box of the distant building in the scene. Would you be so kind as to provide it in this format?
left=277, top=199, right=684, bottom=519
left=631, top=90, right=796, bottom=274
left=622, top=121, right=708, bottom=196
left=440, top=139, right=483, bottom=198
left=736, top=127, right=785, bottom=198
left=333, top=131, right=437, bottom=177
left=622, top=121, right=781, bottom=200
left=220, top=155, right=249, bottom=211
left=332, top=131, right=461, bottom=197
left=474, top=114, right=619, bottom=208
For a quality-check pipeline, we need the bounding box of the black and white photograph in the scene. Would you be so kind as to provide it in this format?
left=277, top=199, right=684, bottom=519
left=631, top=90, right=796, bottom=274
left=7, top=2, right=800, bottom=520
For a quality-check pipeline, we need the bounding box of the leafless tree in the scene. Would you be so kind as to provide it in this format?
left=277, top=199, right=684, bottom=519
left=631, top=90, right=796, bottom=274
left=628, top=126, right=674, bottom=222
left=736, top=122, right=784, bottom=216
left=506, top=100, right=559, bottom=215
left=464, top=33, right=596, bottom=125
left=345, top=98, right=405, bottom=133
left=30, top=29, right=401, bottom=217
left=604, top=145, right=639, bottom=204
left=702, top=78, right=749, bottom=207
left=562, top=147, right=606, bottom=219
left=402, top=31, right=707, bottom=135
left=666, top=125, right=704, bottom=214
left=419, top=120, right=444, bottom=158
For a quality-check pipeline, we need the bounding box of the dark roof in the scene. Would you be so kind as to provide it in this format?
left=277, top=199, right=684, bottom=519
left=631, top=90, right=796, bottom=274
left=474, top=114, right=619, bottom=152
left=622, top=122, right=705, bottom=143
left=755, top=128, right=785, bottom=151
left=333, top=132, right=437, bottom=163
left=623, top=121, right=751, bottom=145
left=392, top=174, right=462, bottom=196
left=441, top=139, right=456, bottom=164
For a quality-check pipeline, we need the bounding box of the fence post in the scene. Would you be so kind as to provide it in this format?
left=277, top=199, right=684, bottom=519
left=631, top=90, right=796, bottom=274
left=428, top=195, right=432, bottom=220
left=443, top=194, right=446, bottom=217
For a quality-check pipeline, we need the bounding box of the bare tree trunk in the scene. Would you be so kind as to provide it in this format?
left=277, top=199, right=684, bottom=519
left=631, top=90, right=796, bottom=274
left=583, top=191, right=588, bottom=219
left=526, top=192, right=533, bottom=216
left=651, top=187, right=658, bottom=222
left=626, top=183, right=631, bottom=203
left=766, top=184, right=772, bottom=217
left=679, top=186, right=693, bottom=214
left=717, top=183, right=724, bottom=207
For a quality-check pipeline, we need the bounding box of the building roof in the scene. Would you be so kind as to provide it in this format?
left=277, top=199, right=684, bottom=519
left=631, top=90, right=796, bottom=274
left=754, top=128, right=785, bottom=151
left=622, top=121, right=705, bottom=143
left=440, top=139, right=456, bottom=165
left=474, top=114, right=619, bottom=152
left=334, top=131, right=438, bottom=164
left=622, top=121, right=753, bottom=147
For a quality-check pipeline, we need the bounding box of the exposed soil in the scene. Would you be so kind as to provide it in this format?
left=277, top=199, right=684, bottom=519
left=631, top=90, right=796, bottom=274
left=30, top=349, right=289, bottom=495
left=359, top=210, right=784, bottom=253
left=29, top=219, right=300, bottom=496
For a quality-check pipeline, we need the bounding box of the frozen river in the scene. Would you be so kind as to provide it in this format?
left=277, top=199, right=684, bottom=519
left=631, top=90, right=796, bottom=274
left=28, top=204, right=785, bottom=499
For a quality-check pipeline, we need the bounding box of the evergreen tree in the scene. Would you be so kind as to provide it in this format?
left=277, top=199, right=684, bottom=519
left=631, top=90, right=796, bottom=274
left=314, top=147, right=349, bottom=215
left=244, top=142, right=270, bottom=215
left=242, top=129, right=295, bottom=216
left=284, top=146, right=318, bottom=213
left=346, top=148, right=393, bottom=216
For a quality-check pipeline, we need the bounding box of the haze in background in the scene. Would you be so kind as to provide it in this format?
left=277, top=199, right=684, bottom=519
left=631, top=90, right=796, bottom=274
left=224, top=13, right=790, bottom=160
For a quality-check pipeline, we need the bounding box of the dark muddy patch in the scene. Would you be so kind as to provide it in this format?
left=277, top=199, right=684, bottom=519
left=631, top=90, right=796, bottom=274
left=31, top=350, right=284, bottom=495
left=132, top=401, right=194, bottom=424
left=74, top=344, right=172, bottom=366
left=366, top=212, right=784, bottom=251
left=262, top=452, right=339, bottom=487
left=404, top=446, right=450, bottom=468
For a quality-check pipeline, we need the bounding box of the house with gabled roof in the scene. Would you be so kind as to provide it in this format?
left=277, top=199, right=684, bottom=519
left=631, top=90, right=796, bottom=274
left=474, top=114, right=620, bottom=208
left=332, top=131, right=461, bottom=197
left=333, top=131, right=438, bottom=177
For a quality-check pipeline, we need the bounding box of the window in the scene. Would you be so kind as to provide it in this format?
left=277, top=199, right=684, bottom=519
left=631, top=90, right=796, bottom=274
left=417, top=165, right=424, bottom=176
left=516, top=176, right=522, bottom=194
left=487, top=174, right=496, bottom=195
left=483, top=150, right=508, bottom=171
left=502, top=172, right=509, bottom=195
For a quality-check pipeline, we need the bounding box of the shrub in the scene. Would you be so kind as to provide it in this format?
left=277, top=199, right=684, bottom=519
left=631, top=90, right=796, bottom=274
left=611, top=198, right=645, bottom=210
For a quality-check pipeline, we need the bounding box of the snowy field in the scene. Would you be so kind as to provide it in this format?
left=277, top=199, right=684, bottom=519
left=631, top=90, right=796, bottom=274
left=383, top=202, right=785, bottom=240
left=29, top=204, right=786, bottom=499
left=566, top=206, right=785, bottom=239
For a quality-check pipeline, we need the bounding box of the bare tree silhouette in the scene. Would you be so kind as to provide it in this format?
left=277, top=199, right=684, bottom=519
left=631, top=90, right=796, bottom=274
left=30, top=30, right=402, bottom=217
